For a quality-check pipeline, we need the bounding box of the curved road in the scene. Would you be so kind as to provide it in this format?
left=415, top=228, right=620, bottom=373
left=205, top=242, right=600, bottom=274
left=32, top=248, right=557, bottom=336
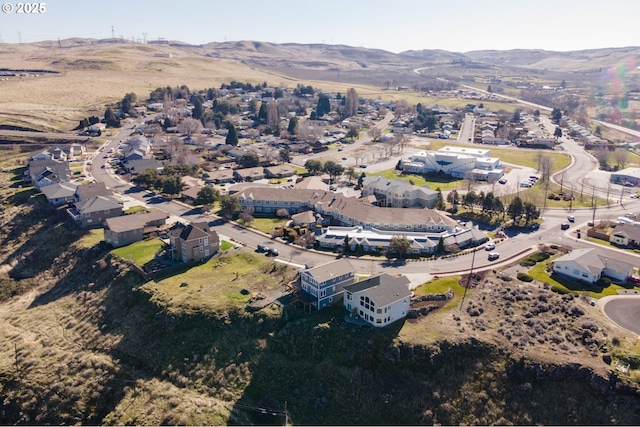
left=602, top=296, right=640, bottom=336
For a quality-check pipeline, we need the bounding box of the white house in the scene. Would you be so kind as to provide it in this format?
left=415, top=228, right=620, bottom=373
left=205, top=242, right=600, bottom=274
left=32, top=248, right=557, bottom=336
left=299, top=258, right=356, bottom=309
left=343, top=273, right=411, bottom=327
left=552, top=248, right=634, bottom=284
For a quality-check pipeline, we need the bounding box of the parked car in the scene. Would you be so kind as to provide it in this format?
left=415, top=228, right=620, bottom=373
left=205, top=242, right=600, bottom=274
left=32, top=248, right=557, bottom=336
left=625, top=212, right=636, bottom=218
left=530, top=223, right=540, bottom=230
left=499, top=178, right=507, bottom=184
left=561, top=223, right=570, bottom=230
left=485, top=242, right=496, bottom=251
left=256, top=244, right=267, bottom=253
left=268, top=247, right=279, bottom=256
left=631, top=193, right=639, bottom=199
left=567, top=215, right=575, bottom=222
left=488, top=252, right=500, bottom=261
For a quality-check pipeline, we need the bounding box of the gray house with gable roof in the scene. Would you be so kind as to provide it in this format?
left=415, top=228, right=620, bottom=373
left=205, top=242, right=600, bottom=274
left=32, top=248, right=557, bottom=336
left=343, top=273, right=411, bottom=327
left=299, top=258, right=356, bottom=309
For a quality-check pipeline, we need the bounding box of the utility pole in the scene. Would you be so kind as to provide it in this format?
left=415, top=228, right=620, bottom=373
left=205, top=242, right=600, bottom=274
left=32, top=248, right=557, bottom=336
left=591, top=183, right=597, bottom=225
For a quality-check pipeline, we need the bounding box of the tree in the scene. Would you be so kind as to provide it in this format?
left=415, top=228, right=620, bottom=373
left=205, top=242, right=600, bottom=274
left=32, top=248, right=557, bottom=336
left=267, top=100, right=280, bottom=129
left=104, top=106, right=120, bottom=128
left=195, top=186, right=219, bottom=206
left=191, top=96, right=203, bottom=120
left=178, top=118, right=203, bottom=138
left=239, top=206, right=255, bottom=226
left=162, top=175, right=183, bottom=195
left=388, top=235, right=411, bottom=260
left=551, top=107, right=562, bottom=123
left=225, top=122, right=239, bottom=146
left=435, top=188, right=446, bottom=210
left=258, top=102, right=268, bottom=124
left=219, top=195, right=241, bottom=219
left=345, top=166, right=356, bottom=183
left=316, top=94, right=331, bottom=117
left=238, top=152, right=260, bottom=168
left=507, top=196, right=524, bottom=223
left=523, top=202, right=540, bottom=224
left=344, top=88, right=359, bottom=117
left=304, top=159, right=323, bottom=175
left=322, top=160, right=344, bottom=182
left=120, top=92, right=137, bottom=114
left=614, top=148, right=629, bottom=170
left=279, top=148, right=291, bottom=164
left=463, top=191, right=477, bottom=212
left=357, top=172, right=366, bottom=189
left=143, top=123, right=162, bottom=138
left=594, top=146, right=610, bottom=169
left=487, top=85, right=493, bottom=93
left=447, top=189, right=460, bottom=207
left=346, top=125, right=359, bottom=141
left=287, top=116, right=299, bottom=135
left=437, top=236, right=445, bottom=255
left=553, top=126, right=563, bottom=139
left=276, top=208, right=290, bottom=219
left=512, top=109, right=521, bottom=123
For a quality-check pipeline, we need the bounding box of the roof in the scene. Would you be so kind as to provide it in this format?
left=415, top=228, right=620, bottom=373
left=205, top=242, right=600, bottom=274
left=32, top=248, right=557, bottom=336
left=104, top=211, right=169, bottom=233
left=291, top=210, right=316, bottom=224
left=554, top=248, right=633, bottom=275
left=179, top=222, right=218, bottom=242
left=75, top=182, right=111, bottom=201
left=75, top=195, right=122, bottom=214
left=343, top=273, right=411, bottom=306
left=302, top=258, right=355, bottom=283
left=181, top=185, right=202, bottom=200
left=264, top=164, right=296, bottom=175
left=235, top=187, right=456, bottom=228
left=611, top=223, right=640, bottom=242
left=40, top=182, right=77, bottom=199
left=234, top=167, right=265, bottom=178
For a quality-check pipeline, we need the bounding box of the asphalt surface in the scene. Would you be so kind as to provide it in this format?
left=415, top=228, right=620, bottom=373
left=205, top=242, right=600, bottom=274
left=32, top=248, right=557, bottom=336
left=601, top=296, right=640, bottom=336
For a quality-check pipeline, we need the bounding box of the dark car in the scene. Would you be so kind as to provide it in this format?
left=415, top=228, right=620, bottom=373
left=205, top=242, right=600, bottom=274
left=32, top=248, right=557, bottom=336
left=561, top=223, right=570, bottom=230
left=530, top=223, right=540, bottom=230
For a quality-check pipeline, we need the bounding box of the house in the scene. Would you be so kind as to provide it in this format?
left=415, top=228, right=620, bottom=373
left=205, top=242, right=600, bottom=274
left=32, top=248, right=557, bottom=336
left=104, top=211, right=169, bottom=247
left=611, top=168, right=640, bottom=187
left=75, top=181, right=111, bottom=202
left=233, top=167, right=265, bottom=182
left=124, top=159, right=164, bottom=175
left=551, top=248, right=634, bottom=284
left=203, top=169, right=235, bottom=184
left=169, top=222, right=219, bottom=262
left=343, top=273, right=411, bottom=327
left=181, top=185, right=202, bottom=203
left=264, top=165, right=296, bottom=179
left=299, top=258, right=356, bottom=309
left=291, top=210, right=326, bottom=227
left=609, top=224, right=640, bottom=248
left=69, top=195, right=123, bottom=228
left=40, top=182, right=77, bottom=206
left=26, top=159, right=72, bottom=188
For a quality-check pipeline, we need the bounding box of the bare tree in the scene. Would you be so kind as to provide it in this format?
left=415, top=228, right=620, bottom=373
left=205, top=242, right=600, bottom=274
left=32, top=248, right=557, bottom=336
left=539, top=154, right=553, bottom=184
left=463, top=171, right=475, bottom=192
left=614, top=148, right=629, bottom=170
left=267, top=101, right=280, bottom=129
left=143, top=123, right=162, bottom=138
left=344, top=88, right=359, bottom=117
left=296, top=121, right=323, bottom=143
left=178, top=118, right=203, bottom=139
left=593, top=146, right=610, bottom=169
left=367, top=126, right=382, bottom=141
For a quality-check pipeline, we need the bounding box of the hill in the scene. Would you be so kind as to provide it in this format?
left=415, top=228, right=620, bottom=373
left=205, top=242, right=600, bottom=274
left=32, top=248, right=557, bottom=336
left=1, top=39, right=639, bottom=132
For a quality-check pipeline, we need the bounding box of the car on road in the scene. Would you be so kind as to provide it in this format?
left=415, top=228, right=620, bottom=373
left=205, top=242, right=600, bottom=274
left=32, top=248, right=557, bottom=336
left=625, top=212, right=636, bottom=218
left=267, top=247, right=279, bottom=256
left=631, top=194, right=639, bottom=199
left=342, top=157, right=347, bottom=161
left=485, top=242, right=496, bottom=251
left=499, top=178, right=507, bottom=184
left=256, top=244, right=267, bottom=253
left=359, top=164, right=367, bottom=168
left=86, top=160, right=93, bottom=165
left=488, top=252, right=500, bottom=261
left=561, top=223, right=570, bottom=230
left=567, top=215, right=575, bottom=222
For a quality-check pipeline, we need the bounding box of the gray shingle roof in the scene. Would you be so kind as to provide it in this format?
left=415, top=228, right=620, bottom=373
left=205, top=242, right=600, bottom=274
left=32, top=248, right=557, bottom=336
left=344, top=273, right=411, bottom=306
left=303, top=258, right=355, bottom=283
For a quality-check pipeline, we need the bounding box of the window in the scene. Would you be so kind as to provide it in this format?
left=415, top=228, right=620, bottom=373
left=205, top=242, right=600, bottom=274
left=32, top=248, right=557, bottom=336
left=329, top=296, right=333, bottom=303
left=199, top=238, right=203, bottom=244
left=346, top=293, right=352, bottom=300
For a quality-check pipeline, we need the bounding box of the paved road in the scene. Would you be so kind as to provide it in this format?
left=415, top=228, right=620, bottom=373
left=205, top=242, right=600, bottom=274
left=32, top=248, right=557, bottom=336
left=602, top=296, right=640, bottom=336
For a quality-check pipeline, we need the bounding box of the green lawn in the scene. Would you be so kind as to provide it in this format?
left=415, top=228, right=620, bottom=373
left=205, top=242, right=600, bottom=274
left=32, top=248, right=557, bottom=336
left=220, top=240, right=234, bottom=250
left=527, top=254, right=639, bottom=298
left=142, top=251, right=297, bottom=313
left=414, top=275, right=465, bottom=311
left=369, top=169, right=463, bottom=191
left=124, top=205, right=150, bottom=215
left=76, top=229, right=104, bottom=249
left=112, top=238, right=164, bottom=266
left=289, top=164, right=308, bottom=175
left=250, top=217, right=288, bottom=234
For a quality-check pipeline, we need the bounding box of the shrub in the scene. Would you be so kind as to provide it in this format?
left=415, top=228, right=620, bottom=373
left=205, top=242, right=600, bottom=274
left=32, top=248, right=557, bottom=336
left=519, top=259, right=536, bottom=267
left=517, top=272, right=534, bottom=282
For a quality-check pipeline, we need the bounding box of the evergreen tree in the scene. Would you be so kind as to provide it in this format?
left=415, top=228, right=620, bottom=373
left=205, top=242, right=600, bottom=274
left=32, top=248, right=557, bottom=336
left=195, top=186, right=220, bottom=206
left=287, top=116, right=299, bottom=135
left=316, top=95, right=331, bottom=117
left=507, top=196, right=524, bottom=223
left=191, top=96, right=203, bottom=120
left=258, top=102, right=268, bottom=124
left=435, top=188, right=446, bottom=210
left=104, top=106, right=120, bottom=128
left=219, top=195, right=241, bottom=219
left=225, top=122, right=239, bottom=146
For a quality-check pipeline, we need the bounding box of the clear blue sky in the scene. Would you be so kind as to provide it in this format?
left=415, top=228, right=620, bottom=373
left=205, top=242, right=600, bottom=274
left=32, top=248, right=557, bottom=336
left=1, top=0, right=638, bottom=53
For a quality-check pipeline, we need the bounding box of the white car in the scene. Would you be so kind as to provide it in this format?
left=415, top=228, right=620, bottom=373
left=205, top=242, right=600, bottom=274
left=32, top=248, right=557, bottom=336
left=488, top=252, right=500, bottom=261
left=625, top=212, right=636, bottom=218
left=485, top=242, right=496, bottom=251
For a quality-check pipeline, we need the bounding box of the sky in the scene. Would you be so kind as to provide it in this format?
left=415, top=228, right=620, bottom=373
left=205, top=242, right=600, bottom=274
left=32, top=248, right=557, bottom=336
left=0, top=0, right=639, bottom=53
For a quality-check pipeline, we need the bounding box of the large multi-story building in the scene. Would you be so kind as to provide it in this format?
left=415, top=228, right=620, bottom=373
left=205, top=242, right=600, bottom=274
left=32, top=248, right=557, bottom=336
left=360, top=176, right=438, bottom=208
left=400, top=146, right=504, bottom=181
